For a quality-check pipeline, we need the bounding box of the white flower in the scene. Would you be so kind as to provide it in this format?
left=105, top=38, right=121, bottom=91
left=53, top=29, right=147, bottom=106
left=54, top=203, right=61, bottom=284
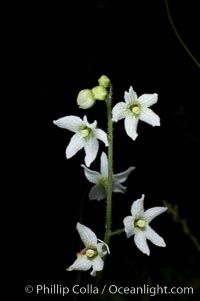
left=67, top=223, right=109, bottom=277
left=81, top=152, right=135, bottom=201
left=123, top=195, right=167, bottom=255
left=53, top=115, right=108, bottom=167
left=112, top=86, right=160, bottom=140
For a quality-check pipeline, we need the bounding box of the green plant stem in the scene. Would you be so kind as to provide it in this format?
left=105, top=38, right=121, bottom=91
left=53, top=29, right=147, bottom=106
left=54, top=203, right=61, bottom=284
left=110, top=228, right=125, bottom=236
left=165, top=0, right=200, bottom=69
left=104, top=84, right=113, bottom=245
left=94, top=84, right=113, bottom=289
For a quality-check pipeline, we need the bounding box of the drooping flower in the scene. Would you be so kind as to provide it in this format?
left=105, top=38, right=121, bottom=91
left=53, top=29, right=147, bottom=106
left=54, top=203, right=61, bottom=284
left=53, top=115, right=108, bottom=167
left=112, top=86, right=160, bottom=140
left=67, top=223, right=109, bottom=276
left=123, top=195, right=167, bottom=255
left=81, top=152, right=135, bottom=201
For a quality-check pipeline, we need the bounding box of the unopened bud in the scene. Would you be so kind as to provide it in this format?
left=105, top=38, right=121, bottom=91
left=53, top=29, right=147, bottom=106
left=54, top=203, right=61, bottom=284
left=77, top=89, right=96, bottom=109
left=92, top=86, right=107, bottom=101
left=98, top=75, right=110, bottom=88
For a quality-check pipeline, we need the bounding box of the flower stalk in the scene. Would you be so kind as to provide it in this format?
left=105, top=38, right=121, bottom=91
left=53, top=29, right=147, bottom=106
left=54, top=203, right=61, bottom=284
left=110, top=228, right=125, bottom=236
left=54, top=75, right=167, bottom=281
left=104, top=83, right=113, bottom=246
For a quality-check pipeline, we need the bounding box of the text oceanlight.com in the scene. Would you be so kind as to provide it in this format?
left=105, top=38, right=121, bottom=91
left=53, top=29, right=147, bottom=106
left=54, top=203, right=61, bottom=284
left=25, top=284, right=194, bottom=296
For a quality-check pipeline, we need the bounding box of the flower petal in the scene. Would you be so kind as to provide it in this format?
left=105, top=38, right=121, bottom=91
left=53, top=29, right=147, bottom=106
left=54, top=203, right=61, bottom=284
left=81, top=165, right=100, bottom=184
left=144, top=207, right=168, bottom=223
left=124, top=117, right=139, bottom=140
left=95, top=129, right=108, bottom=146
left=83, top=116, right=97, bottom=129
left=84, top=137, right=99, bottom=167
left=138, top=93, right=158, bottom=108
left=97, top=242, right=107, bottom=257
left=145, top=225, right=166, bottom=247
left=113, top=183, right=126, bottom=193
left=66, top=133, right=85, bottom=159
left=131, top=194, right=145, bottom=219
left=123, top=216, right=135, bottom=238
left=112, top=102, right=127, bottom=122
left=89, top=184, right=106, bottom=201
left=90, top=270, right=97, bottom=277
left=124, top=86, right=138, bottom=104
left=134, top=232, right=150, bottom=255
left=100, top=152, right=108, bottom=176
left=140, top=107, right=160, bottom=126
left=114, top=166, right=135, bottom=184
left=92, top=256, right=104, bottom=272
left=53, top=115, right=84, bottom=132
left=67, top=255, right=91, bottom=271
left=76, top=223, right=97, bottom=247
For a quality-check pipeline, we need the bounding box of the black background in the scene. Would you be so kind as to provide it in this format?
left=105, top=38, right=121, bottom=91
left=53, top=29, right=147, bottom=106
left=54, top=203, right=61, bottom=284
left=20, top=0, right=200, bottom=300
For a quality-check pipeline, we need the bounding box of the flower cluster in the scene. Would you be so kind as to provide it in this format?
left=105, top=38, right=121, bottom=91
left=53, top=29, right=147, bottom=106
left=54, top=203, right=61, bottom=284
left=54, top=76, right=167, bottom=277
left=77, top=75, right=110, bottom=109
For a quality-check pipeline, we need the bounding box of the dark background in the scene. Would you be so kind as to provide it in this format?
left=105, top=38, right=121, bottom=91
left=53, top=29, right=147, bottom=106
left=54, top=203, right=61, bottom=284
left=20, top=0, right=200, bottom=300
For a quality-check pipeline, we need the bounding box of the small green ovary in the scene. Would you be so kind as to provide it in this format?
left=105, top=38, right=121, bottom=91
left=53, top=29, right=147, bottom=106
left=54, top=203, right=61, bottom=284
left=86, top=248, right=98, bottom=260
left=134, top=218, right=146, bottom=230
left=130, top=103, right=142, bottom=117
left=80, top=127, right=91, bottom=138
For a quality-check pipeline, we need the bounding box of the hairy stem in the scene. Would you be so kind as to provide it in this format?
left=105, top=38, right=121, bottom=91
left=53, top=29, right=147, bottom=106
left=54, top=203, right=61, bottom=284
left=104, top=84, right=113, bottom=245
left=95, top=84, right=113, bottom=289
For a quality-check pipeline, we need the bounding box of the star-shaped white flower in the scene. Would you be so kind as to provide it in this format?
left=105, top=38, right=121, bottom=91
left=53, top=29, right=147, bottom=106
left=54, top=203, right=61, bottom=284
left=81, top=152, right=135, bottom=201
left=67, top=223, right=109, bottom=277
left=112, top=86, right=160, bottom=140
left=123, top=195, right=167, bottom=255
left=53, top=115, right=108, bottom=167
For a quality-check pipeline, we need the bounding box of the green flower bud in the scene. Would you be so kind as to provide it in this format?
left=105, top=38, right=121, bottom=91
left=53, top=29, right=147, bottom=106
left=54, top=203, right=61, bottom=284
left=98, top=75, right=110, bottom=88
left=77, top=89, right=96, bottom=109
left=92, top=86, right=107, bottom=101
